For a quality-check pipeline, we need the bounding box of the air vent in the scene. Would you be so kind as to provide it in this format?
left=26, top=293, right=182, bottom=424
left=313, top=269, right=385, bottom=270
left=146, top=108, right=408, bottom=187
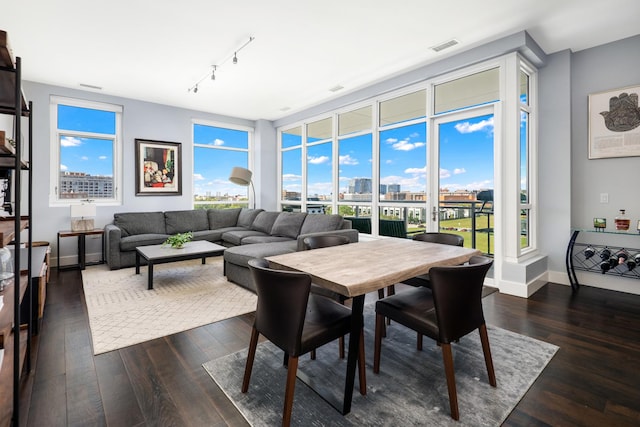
left=79, top=83, right=103, bottom=90
left=329, top=85, right=344, bottom=93
left=431, top=39, right=459, bottom=53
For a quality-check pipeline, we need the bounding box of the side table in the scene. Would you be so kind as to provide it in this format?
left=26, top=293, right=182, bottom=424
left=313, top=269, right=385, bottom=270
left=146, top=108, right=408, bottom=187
left=57, top=229, right=105, bottom=270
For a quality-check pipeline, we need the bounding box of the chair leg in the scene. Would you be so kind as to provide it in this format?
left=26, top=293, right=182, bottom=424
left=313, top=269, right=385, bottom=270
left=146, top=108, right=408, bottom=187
left=357, top=328, right=367, bottom=394
left=373, top=313, right=384, bottom=373
left=377, top=288, right=385, bottom=299
left=417, top=332, right=423, bottom=351
left=441, top=343, right=459, bottom=421
left=283, top=355, right=299, bottom=427
left=310, top=349, right=316, bottom=360
left=385, top=285, right=395, bottom=325
left=479, top=324, right=497, bottom=387
left=339, top=336, right=345, bottom=359
left=241, top=327, right=259, bottom=393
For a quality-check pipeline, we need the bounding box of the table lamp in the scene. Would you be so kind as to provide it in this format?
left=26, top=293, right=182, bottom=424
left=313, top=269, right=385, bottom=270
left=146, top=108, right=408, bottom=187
left=70, top=203, right=96, bottom=232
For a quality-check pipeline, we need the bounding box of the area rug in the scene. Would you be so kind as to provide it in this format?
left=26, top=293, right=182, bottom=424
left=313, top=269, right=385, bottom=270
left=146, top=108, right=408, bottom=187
left=203, top=304, right=558, bottom=426
left=82, top=258, right=257, bottom=355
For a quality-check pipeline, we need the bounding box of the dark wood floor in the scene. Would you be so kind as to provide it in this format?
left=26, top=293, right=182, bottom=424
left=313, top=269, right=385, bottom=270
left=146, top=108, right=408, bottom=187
left=17, top=268, right=640, bottom=426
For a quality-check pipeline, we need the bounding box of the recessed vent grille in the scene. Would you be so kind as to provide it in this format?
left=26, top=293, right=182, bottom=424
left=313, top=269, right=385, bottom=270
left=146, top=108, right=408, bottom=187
left=431, top=39, right=459, bottom=52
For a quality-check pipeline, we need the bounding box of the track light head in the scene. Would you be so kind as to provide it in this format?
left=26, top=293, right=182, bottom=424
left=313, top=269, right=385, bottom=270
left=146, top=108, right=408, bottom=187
left=233, top=52, right=238, bottom=64
left=194, top=85, right=198, bottom=93
left=211, top=65, right=216, bottom=81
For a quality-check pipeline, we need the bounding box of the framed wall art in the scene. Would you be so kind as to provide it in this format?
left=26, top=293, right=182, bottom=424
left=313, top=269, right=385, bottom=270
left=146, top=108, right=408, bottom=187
left=135, top=139, right=182, bottom=196
left=588, top=84, right=640, bottom=159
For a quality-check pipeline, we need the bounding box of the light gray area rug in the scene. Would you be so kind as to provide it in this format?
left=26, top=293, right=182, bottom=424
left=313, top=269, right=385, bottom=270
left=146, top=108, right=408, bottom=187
left=82, top=258, right=257, bottom=355
left=204, top=304, right=558, bottom=426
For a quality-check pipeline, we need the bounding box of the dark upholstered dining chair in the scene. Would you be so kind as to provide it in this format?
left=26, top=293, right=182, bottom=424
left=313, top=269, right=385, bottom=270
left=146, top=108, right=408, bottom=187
left=303, top=234, right=351, bottom=359
left=242, top=258, right=366, bottom=427
left=373, top=255, right=495, bottom=421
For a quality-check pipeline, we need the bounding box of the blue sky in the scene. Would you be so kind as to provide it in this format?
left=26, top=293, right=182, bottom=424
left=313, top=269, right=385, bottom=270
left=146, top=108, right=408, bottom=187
left=58, top=105, right=115, bottom=177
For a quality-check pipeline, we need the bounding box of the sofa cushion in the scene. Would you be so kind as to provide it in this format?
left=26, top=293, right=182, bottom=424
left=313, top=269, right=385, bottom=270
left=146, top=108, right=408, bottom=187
left=224, top=241, right=298, bottom=267
left=299, top=214, right=344, bottom=235
left=241, top=235, right=294, bottom=244
left=222, top=230, right=269, bottom=246
left=120, top=234, right=169, bottom=251
left=114, top=212, right=166, bottom=237
left=237, top=208, right=264, bottom=228
left=191, top=229, right=224, bottom=242
left=207, top=208, right=242, bottom=229
left=250, top=211, right=281, bottom=234
left=165, top=209, right=209, bottom=235
left=271, top=212, right=307, bottom=239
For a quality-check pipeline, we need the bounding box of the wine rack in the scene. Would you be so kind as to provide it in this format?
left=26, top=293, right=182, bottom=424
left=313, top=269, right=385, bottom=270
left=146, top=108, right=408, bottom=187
left=566, top=229, right=640, bottom=291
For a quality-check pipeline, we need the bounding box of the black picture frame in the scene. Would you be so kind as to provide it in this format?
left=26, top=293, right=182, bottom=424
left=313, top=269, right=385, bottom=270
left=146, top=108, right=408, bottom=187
left=134, top=139, right=182, bottom=196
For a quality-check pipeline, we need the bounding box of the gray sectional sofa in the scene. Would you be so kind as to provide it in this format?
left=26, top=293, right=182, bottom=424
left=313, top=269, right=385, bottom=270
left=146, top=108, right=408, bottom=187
left=104, top=208, right=358, bottom=291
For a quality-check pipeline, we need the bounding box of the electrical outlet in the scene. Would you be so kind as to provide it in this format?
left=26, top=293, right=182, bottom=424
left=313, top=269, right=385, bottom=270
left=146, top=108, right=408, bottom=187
left=600, top=193, right=609, bottom=203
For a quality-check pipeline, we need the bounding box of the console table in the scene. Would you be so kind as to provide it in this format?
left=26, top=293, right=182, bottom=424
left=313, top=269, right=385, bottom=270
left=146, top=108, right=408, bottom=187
left=57, top=229, right=105, bottom=270
left=566, top=229, right=640, bottom=291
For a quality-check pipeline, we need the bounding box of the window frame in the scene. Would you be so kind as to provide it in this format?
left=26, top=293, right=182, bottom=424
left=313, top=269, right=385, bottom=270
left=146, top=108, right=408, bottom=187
left=49, top=96, right=123, bottom=206
left=192, top=119, right=254, bottom=209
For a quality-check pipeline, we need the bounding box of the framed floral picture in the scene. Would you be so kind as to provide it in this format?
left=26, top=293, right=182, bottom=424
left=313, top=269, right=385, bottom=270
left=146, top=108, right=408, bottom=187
left=588, top=84, right=640, bottom=159
left=134, top=139, right=182, bottom=196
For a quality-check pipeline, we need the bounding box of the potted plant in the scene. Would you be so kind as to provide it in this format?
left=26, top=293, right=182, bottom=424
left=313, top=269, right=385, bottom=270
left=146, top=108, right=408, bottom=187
left=163, top=232, right=193, bottom=249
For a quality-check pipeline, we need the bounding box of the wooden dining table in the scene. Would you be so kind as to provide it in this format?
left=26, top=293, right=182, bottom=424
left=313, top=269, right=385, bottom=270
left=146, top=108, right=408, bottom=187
left=266, top=237, right=481, bottom=415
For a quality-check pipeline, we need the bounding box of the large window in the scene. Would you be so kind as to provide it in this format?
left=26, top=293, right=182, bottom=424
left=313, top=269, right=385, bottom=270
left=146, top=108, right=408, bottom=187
left=193, top=121, right=252, bottom=209
left=277, top=54, right=537, bottom=260
left=50, top=96, right=122, bottom=205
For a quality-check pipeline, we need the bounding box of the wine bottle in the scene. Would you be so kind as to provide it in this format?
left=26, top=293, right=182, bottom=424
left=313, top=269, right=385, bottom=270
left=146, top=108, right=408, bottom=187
left=584, top=246, right=596, bottom=259
left=600, top=248, right=611, bottom=260
left=600, top=260, right=611, bottom=273
left=627, top=257, right=637, bottom=271
left=616, top=249, right=629, bottom=265
left=609, top=255, right=618, bottom=269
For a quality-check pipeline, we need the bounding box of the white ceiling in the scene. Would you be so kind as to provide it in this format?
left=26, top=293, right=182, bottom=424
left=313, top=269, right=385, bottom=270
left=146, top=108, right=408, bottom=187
left=3, top=0, right=639, bottom=121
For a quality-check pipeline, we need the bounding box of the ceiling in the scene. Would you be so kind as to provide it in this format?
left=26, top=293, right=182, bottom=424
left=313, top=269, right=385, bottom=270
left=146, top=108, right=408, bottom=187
left=2, top=0, right=639, bottom=122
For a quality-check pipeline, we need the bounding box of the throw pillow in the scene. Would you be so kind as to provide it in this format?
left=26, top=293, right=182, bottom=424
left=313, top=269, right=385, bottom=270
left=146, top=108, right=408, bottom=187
left=250, top=211, right=281, bottom=234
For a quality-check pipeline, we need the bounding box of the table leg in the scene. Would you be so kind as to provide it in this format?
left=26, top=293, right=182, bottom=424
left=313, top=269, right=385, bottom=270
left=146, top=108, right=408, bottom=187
left=78, top=234, right=87, bottom=270
left=148, top=262, right=154, bottom=290
left=135, top=252, right=141, bottom=274
left=201, top=256, right=206, bottom=265
left=342, top=294, right=365, bottom=414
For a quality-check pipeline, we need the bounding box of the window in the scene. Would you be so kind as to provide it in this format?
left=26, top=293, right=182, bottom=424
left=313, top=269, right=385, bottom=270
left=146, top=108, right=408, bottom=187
left=50, top=96, right=122, bottom=205
left=193, top=121, right=252, bottom=209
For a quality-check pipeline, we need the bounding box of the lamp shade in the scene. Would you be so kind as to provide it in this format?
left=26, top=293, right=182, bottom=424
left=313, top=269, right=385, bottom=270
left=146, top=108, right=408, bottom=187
left=70, top=203, right=96, bottom=218
left=229, top=167, right=252, bottom=186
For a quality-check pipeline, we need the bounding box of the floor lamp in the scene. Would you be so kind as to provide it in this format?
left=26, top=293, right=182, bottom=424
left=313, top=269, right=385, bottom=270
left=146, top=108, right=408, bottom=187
left=229, top=166, right=255, bottom=209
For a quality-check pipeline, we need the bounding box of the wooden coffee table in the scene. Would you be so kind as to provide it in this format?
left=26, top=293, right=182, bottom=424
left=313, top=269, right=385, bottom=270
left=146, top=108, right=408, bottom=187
left=135, top=240, right=226, bottom=289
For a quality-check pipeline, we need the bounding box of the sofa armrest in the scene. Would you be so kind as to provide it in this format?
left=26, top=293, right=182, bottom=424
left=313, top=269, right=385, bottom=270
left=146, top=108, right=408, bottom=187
left=104, top=224, right=122, bottom=270
left=296, top=229, right=359, bottom=251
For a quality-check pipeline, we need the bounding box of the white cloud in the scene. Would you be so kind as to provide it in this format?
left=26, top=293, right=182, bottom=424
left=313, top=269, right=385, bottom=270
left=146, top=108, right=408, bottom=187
left=385, top=159, right=393, bottom=164
left=61, top=136, right=82, bottom=147
left=440, top=168, right=451, bottom=179
left=405, top=166, right=426, bottom=174
left=385, top=137, right=398, bottom=144
left=193, top=173, right=205, bottom=181
left=308, top=155, right=329, bottom=165
left=60, top=164, right=68, bottom=171
left=282, top=173, right=301, bottom=181
left=392, top=139, right=426, bottom=151
left=453, top=168, right=466, bottom=175
left=81, top=156, right=89, bottom=161
left=208, top=138, right=224, bottom=146
left=339, top=154, right=359, bottom=165
left=454, top=117, right=494, bottom=134
left=98, top=155, right=107, bottom=160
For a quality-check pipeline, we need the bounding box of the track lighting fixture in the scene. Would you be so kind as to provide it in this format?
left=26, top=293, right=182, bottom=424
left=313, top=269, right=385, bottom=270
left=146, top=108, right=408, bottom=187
left=188, top=36, right=255, bottom=93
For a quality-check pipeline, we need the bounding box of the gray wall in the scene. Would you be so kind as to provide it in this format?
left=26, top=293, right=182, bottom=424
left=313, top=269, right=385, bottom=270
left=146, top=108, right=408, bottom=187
left=23, top=82, right=255, bottom=266
left=567, top=34, right=640, bottom=293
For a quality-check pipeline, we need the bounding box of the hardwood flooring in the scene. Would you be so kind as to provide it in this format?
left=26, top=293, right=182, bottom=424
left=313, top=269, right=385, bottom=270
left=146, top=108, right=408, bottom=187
left=18, top=268, right=640, bottom=426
